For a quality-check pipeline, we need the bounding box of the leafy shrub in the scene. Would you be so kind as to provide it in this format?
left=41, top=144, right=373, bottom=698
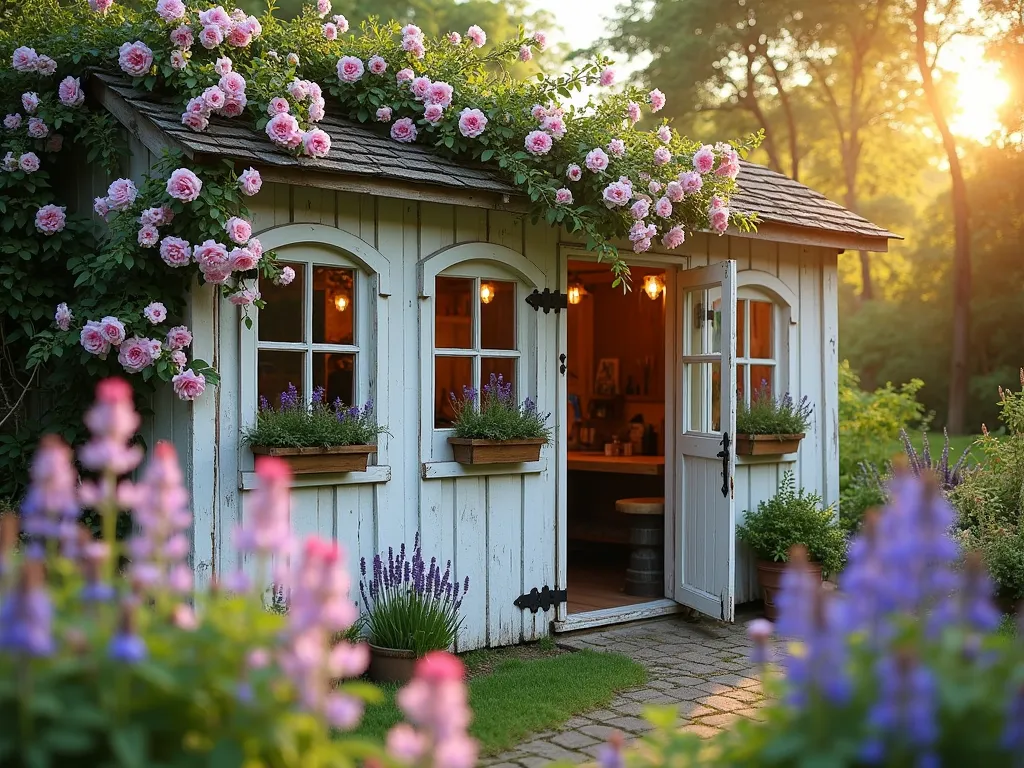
left=737, top=471, right=846, bottom=574
left=735, top=383, right=812, bottom=435
left=450, top=374, right=551, bottom=442
left=838, top=464, right=888, bottom=534
left=358, top=534, right=469, bottom=655
left=242, top=384, right=386, bottom=448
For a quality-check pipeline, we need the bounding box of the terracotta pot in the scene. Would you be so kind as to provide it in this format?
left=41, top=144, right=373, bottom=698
left=735, top=433, right=805, bottom=456
left=368, top=644, right=418, bottom=684
left=448, top=437, right=545, bottom=465
left=250, top=444, right=376, bottom=474
left=756, top=559, right=823, bottom=620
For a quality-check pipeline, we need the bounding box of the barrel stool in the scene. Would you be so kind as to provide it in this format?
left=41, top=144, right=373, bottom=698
left=616, top=497, right=665, bottom=597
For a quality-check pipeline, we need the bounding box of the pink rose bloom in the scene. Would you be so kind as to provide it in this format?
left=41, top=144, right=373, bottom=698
left=165, top=325, right=193, bottom=350
left=274, top=266, right=296, bottom=286
left=118, top=41, right=154, bottom=77
left=229, top=247, right=258, bottom=271
left=170, top=50, right=188, bottom=70
left=193, top=239, right=229, bottom=270
left=36, top=56, right=57, bottom=76
left=226, top=23, right=253, bottom=48
left=140, top=205, right=173, bottom=226
left=648, top=88, right=666, bottom=112
left=238, top=167, right=262, bottom=196
left=626, top=101, right=641, bottom=125
left=693, top=145, right=715, bottom=174
left=80, top=323, right=110, bottom=357
left=214, top=56, right=232, bottom=76
left=3, top=114, right=21, bottom=130
left=302, top=128, right=331, bottom=157
left=607, top=138, right=625, bottom=157
left=181, top=111, right=209, bottom=131
left=337, top=56, right=364, bottom=83
left=654, top=196, right=672, bottom=217
left=387, top=724, right=427, bottom=763
left=533, top=30, right=548, bottom=49
left=247, top=238, right=263, bottom=258
left=419, top=104, right=442, bottom=124
left=265, top=112, right=302, bottom=148
left=118, top=337, right=153, bottom=374
left=267, top=96, right=290, bottom=116
left=99, top=316, right=126, bottom=345
left=286, top=52, right=300, bottom=66
left=524, top=130, right=553, bottom=155
left=170, top=25, right=193, bottom=48
left=156, top=0, right=186, bottom=22
left=599, top=67, right=615, bottom=87
left=710, top=206, right=729, bottom=234
left=219, top=72, right=246, bottom=97
left=410, top=76, right=432, bottom=100
left=138, top=225, right=160, bottom=247
left=554, top=188, right=573, bottom=205
left=308, top=98, right=325, bottom=121
left=2, top=153, right=16, bottom=172
left=648, top=181, right=663, bottom=195
left=633, top=237, right=652, bottom=253
left=716, top=149, right=740, bottom=178
left=89, top=0, right=113, bottom=13
left=457, top=108, right=487, bottom=138
left=602, top=181, right=631, bottom=208
left=448, top=31, right=462, bottom=44
left=531, top=104, right=547, bottom=121
left=665, top=180, right=684, bottom=202
left=657, top=125, right=672, bottom=144
left=585, top=148, right=609, bottom=173
left=653, top=147, right=671, bottom=166
left=630, top=199, right=650, bottom=220
left=541, top=115, right=566, bottom=139
left=143, top=302, right=168, bottom=324
left=159, top=236, right=192, bottom=267
left=366, top=55, right=387, bottom=75
left=18, top=152, right=40, bottom=173
left=402, top=37, right=425, bottom=58
left=172, top=369, right=206, bottom=401
left=401, top=24, right=422, bottom=38
left=169, top=350, right=187, bottom=372
left=228, top=287, right=260, bottom=306
left=629, top=220, right=652, bottom=243
left=519, top=46, right=532, bottom=62
left=202, top=86, right=227, bottom=111
left=55, top=303, right=73, bottom=331
left=21, top=92, right=39, bottom=114
left=466, top=24, right=486, bottom=47
left=12, top=46, right=38, bottom=73
left=679, top=170, right=703, bottom=193
left=396, top=68, right=414, bottom=84
left=35, top=204, right=66, bottom=235
left=288, top=78, right=310, bottom=100
left=106, top=178, right=138, bottom=210
left=199, top=5, right=232, bottom=31
left=322, top=22, right=338, bottom=40
left=199, top=25, right=224, bottom=49
left=331, top=14, right=348, bottom=32
left=221, top=216, right=250, bottom=245
left=222, top=96, right=246, bottom=117
left=390, top=117, right=417, bottom=143
left=662, top=225, right=685, bottom=249
left=566, top=164, right=582, bottom=182
left=426, top=81, right=454, bottom=107
left=375, top=106, right=393, bottom=122
left=58, top=76, right=85, bottom=107
left=166, top=168, right=203, bottom=202
left=317, top=0, right=331, bottom=16
left=93, top=197, right=110, bottom=218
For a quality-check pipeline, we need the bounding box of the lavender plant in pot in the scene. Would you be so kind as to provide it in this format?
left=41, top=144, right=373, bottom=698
left=447, top=374, right=551, bottom=464
left=359, top=534, right=469, bottom=683
left=735, top=382, right=813, bottom=456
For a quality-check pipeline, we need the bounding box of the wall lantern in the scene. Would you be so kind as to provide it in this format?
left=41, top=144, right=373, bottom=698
left=643, top=274, right=666, bottom=301
left=567, top=279, right=587, bottom=305
left=334, top=294, right=349, bottom=312
left=480, top=282, right=496, bottom=304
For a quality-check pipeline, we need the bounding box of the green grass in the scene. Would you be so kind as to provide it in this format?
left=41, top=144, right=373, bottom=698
left=355, top=645, right=647, bottom=756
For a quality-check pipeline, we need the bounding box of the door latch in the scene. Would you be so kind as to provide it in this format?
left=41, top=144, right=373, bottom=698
left=716, top=432, right=730, bottom=498
left=559, top=354, right=567, bottom=376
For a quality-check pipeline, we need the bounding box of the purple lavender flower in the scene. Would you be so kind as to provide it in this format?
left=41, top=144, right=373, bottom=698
left=20, top=435, right=80, bottom=553
left=312, top=386, right=326, bottom=406
left=279, top=382, right=300, bottom=410
left=259, top=395, right=270, bottom=411
left=109, top=632, right=147, bottom=663
left=0, top=563, right=54, bottom=657
left=866, top=652, right=939, bottom=761
left=461, top=385, right=478, bottom=402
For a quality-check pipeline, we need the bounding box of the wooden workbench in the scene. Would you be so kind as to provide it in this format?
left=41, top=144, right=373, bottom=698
left=566, top=451, right=665, bottom=476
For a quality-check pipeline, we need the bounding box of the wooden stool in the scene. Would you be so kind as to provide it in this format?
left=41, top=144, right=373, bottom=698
left=616, top=497, right=665, bottom=597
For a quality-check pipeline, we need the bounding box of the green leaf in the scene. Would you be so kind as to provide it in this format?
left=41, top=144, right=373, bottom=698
left=480, top=149, right=495, bottom=162
left=111, top=725, right=146, bottom=768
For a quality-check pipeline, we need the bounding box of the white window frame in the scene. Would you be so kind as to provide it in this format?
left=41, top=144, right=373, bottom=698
left=734, top=271, right=797, bottom=405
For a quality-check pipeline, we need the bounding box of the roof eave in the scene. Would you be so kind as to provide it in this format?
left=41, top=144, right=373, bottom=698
left=730, top=219, right=896, bottom=253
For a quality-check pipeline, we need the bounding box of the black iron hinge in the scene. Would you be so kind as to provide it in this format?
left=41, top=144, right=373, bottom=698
left=525, top=288, right=568, bottom=314
left=514, top=585, right=567, bottom=614
left=716, top=432, right=730, bottom=498
left=559, top=354, right=567, bottom=375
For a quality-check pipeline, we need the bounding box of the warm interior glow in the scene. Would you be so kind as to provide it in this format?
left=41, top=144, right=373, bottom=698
left=643, top=274, right=665, bottom=300
left=949, top=49, right=1010, bottom=141
left=333, top=294, right=349, bottom=312
left=567, top=281, right=587, bottom=305
left=480, top=282, right=495, bottom=304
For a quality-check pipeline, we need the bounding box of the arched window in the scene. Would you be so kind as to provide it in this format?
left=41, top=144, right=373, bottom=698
left=734, top=271, right=796, bottom=405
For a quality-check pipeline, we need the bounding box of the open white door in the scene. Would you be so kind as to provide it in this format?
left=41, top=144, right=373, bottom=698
left=675, top=261, right=737, bottom=621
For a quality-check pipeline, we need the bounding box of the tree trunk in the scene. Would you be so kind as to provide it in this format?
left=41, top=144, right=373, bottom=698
left=843, top=162, right=873, bottom=302
left=912, top=0, right=971, bottom=433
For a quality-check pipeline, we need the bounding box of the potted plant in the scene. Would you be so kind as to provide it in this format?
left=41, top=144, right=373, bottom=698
left=736, top=471, right=846, bottom=619
left=358, top=534, right=469, bottom=684
left=243, top=384, right=386, bottom=474
left=735, top=383, right=813, bottom=455
left=447, top=374, right=551, bottom=464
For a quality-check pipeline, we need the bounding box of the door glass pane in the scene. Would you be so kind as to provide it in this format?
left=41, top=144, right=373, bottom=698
left=749, top=300, right=772, bottom=359
left=435, top=277, right=473, bottom=349
left=259, top=262, right=304, bottom=343
left=312, top=266, right=355, bottom=345
left=480, top=280, right=515, bottom=350
left=313, top=352, right=355, bottom=410
left=258, top=350, right=304, bottom=409
left=736, top=300, right=746, bottom=359
left=684, top=286, right=722, bottom=356
left=482, top=357, right=516, bottom=399
left=686, top=362, right=721, bottom=433
left=737, top=364, right=747, bottom=404
left=750, top=364, right=774, bottom=399
left=435, top=355, right=473, bottom=429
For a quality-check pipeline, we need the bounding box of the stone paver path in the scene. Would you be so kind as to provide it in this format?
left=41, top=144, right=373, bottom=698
left=482, top=613, right=767, bottom=766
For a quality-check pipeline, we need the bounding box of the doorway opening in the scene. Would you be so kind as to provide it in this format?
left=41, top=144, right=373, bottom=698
left=565, top=259, right=669, bottom=616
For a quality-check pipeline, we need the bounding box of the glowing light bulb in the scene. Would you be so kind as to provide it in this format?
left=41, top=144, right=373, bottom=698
left=643, top=274, right=665, bottom=300
left=480, top=283, right=495, bottom=304
left=567, top=285, right=582, bottom=305
left=334, top=294, right=349, bottom=312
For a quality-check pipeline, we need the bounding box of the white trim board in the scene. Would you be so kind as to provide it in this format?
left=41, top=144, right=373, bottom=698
left=553, top=599, right=685, bottom=633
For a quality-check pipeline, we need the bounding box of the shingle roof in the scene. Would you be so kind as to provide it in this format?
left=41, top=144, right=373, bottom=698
left=95, top=73, right=897, bottom=242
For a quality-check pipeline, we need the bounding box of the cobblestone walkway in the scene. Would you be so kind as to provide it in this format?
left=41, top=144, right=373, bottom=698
left=481, top=614, right=767, bottom=766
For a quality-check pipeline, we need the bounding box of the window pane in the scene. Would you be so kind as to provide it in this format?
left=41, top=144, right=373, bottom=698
left=435, top=356, right=473, bottom=429
left=480, top=280, right=515, bottom=350
left=482, top=357, right=516, bottom=399
left=751, top=364, right=774, bottom=399
left=435, top=277, right=472, bottom=349
left=737, top=364, right=747, bottom=404
left=737, top=300, right=746, bottom=359
left=313, top=352, right=355, bottom=410
left=260, top=262, right=304, bottom=343
left=259, top=350, right=304, bottom=409
left=749, top=300, right=772, bottom=359
left=686, top=361, right=721, bottom=433
left=313, top=266, right=355, bottom=345
left=684, top=286, right=722, bottom=356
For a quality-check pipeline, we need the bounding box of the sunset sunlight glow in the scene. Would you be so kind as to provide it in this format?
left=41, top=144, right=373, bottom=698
left=940, top=43, right=1008, bottom=142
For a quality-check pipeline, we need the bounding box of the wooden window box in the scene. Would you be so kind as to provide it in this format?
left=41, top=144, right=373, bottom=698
left=250, top=444, right=377, bottom=474
left=734, top=433, right=804, bottom=456
left=447, top=437, right=545, bottom=465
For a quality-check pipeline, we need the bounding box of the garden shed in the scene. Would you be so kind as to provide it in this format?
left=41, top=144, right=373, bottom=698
left=94, top=73, right=898, bottom=650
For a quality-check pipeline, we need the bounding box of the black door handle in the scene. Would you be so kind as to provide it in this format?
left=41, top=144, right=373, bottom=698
left=716, top=432, right=730, bottom=498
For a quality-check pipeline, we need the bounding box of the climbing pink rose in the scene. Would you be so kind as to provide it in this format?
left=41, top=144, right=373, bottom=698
left=531, top=104, right=547, bottom=120
left=555, top=188, right=573, bottom=204
left=601, top=181, right=631, bottom=208
left=35, top=204, right=66, bottom=235
left=118, top=41, right=154, bottom=77
left=58, top=77, right=85, bottom=107
left=426, top=81, right=454, bottom=107
left=533, top=30, right=548, bottom=49
left=375, top=106, right=393, bottom=122
left=93, top=197, right=110, bottom=218
left=138, top=225, right=160, bottom=247
left=169, top=350, right=187, bottom=372
left=585, top=148, right=609, bottom=173
left=221, top=95, right=245, bottom=117
left=402, top=37, right=425, bottom=58
left=524, top=130, right=552, bottom=155
left=396, top=68, right=414, bottom=84
left=106, top=178, right=138, bottom=210
left=316, top=0, right=331, bottom=16
left=165, top=325, right=193, bottom=350
left=2, top=153, right=16, bottom=172
left=322, top=22, right=338, bottom=40
left=715, top=149, right=740, bottom=179
left=193, top=239, right=229, bottom=270
left=657, top=125, right=672, bottom=144
left=170, top=50, right=188, bottom=70
left=630, top=199, right=650, bottom=220
left=302, top=128, right=331, bottom=158
left=227, top=23, right=253, bottom=47
left=267, top=97, right=290, bottom=116
left=170, top=25, right=193, bottom=48
left=98, top=316, right=126, bottom=345
left=566, top=164, right=582, bottom=182
left=401, top=24, right=422, bottom=38
left=21, top=92, right=39, bottom=114
left=18, top=152, right=40, bottom=173
left=35, top=55, right=56, bottom=76
left=629, top=220, right=654, bottom=243
left=224, top=216, right=251, bottom=245
left=3, top=114, right=21, bottom=130
left=202, top=86, right=227, bottom=111
left=247, top=238, right=263, bottom=258
left=274, top=266, right=296, bottom=286
left=710, top=206, right=729, bottom=234
left=55, top=303, right=73, bottom=331
left=423, top=104, right=444, bottom=124
left=662, top=225, right=685, bottom=249
left=541, top=115, right=566, bottom=139
left=198, top=5, right=232, bottom=30
left=288, top=77, right=309, bottom=99
left=265, top=112, right=302, bottom=148
left=172, top=369, right=206, bottom=401
left=219, top=72, right=246, bottom=97
left=368, top=55, right=387, bottom=75
left=89, top=0, right=113, bottom=13
left=336, top=56, right=364, bottom=83
left=308, top=99, right=325, bottom=121
left=653, top=147, right=671, bottom=166
left=649, top=181, right=663, bottom=195
left=166, top=168, right=203, bottom=201
left=159, top=236, right=192, bottom=267
left=143, top=302, right=168, bottom=324
left=693, top=145, right=715, bottom=174
left=181, top=111, right=208, bottom=131
left=599, top=67, right=615, bottom=87
left=156, top=0, right=186, bottom=21
left=466, top=25, right=486, bottom=47
left=140, top=206, right=173, bottom=227
left=199, top=25, right=224, bottom=49
left=80, top=323, right=110, bottom=357
left=457, top=108, right=486, bottom=138
left=332, top=14, right=348, bottom=32
left=648, top=88, right=666, bottom=112
left=390, top=117, right=417, bottom=143
left=229, top=247, right=258, bottom=271
left=228, top=287, right=260, bottom=306
left=633, top=237, right=652, bottom=253
left=12, top=47, right=38, bottom=72
left=519, top=46, right=532, bottom=62
left=654, top=196, right=672, bottom=217
left=118, top=337, right=153, bottom=374
left=665, top=181, right=684, bottom=202
left=448, top=31, right=461, bottom=44
left=607, top=138, right=625, bottom=157
left=679, top=170, right=703, bottom=194
left=214, top=56, right=232, bottom=76
left=410, top=77, right=432, bottom=100
left=238, top=167, right=262, bottom=196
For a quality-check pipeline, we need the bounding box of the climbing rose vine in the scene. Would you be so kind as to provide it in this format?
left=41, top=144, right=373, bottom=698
left=1, top=0, right=759, bottom=407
